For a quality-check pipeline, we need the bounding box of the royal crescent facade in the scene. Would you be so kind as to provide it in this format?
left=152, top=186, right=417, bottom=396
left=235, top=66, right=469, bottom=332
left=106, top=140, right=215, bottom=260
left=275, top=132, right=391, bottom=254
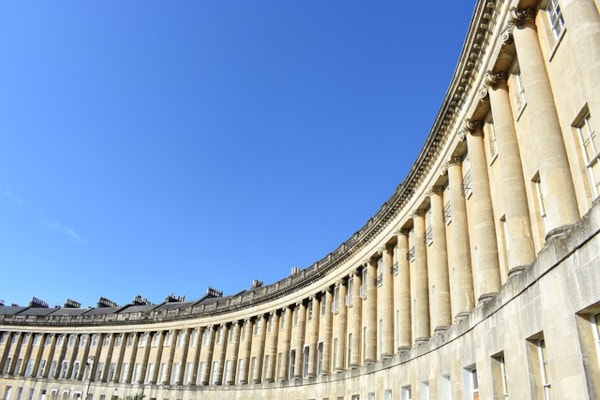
left=3, top=0, right=600, bottom=399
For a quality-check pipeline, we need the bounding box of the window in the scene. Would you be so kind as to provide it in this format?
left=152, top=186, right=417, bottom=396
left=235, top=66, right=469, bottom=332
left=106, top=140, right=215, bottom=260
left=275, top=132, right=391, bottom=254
left=152, top=332, right=160, bottom=347
left=462, top=156, right=473, bottom=198
left=102, top=336, right=110, bottom=347
left=317, top=342, right=323, bottom=376
left=426, top=208, right=433, bottom=246
left=346, top=277, right=354, bottom=306
left=90, top=335, right=98, bottom=347
left=48, top=360, right=58, bottom=379
left=133, top=363, right=142, bottom=383
left=360, top=268, right=368, bottom=299
left=303, top=346, right=310, bottom=377
left=107, top=363, right=116, bottom=382
left=384, top=390, right=392, bottom=400
left=440, top=375, right=451, bottom=400
left=67, top=335, right=75, bottom=347
left=546, top=0, right=565, bottom=39
left=191, top=330, right=199, bottom=347
left=145, top=363, right=154, bottom=384
left=178, top=331, right=186, bottom=348
left=171, top=362, right=180, bottom=385
left=492, top=353, right=509, bottom=400
left=139, top=333, right=147, bottom=347
left=294, top=308, right=300, bottom=326
left=254, top=319, right=260, bottom=335
left=59, top=361, right=69, bottom=379
left=528, top=336, right=551, bottom=400
left=488, top=119, right=498, bottom=160
left=218, top=327, right=224, bottom=344
left=347, top=333, right=352, bottom=368
left=332, top=285, right=340, bottom=314
left=94, top=362, right=102, bottom=381
left=377, top=258, right=383, bottom=286
left=71, top=361, right=80, bottom=380
left=115, top=335, right=122, bottom=347
left=533, top=174, right=548, bottom=234
left=280, top=312, right=286, bottom=330
left=513, top=66, right=527, bottom=114
left=32, top=334, right=40, bottom=346
left=159, top=363, right=168, bottom=384
left=120, top=363, right=129, bottom=383
left=289, top=350, right=296, bottom=380
left=78, top=335, right=86, bottom=347
left=408, top=245, right=416, bottom=263
left=321, top=296, right=327, bottom=315
left=184, top=362, right=193, bottom=384
left=164, top=332, right=173, bottom=346
left=224, top=360, right=232, bottom=384
left=463, top=367, right=479, bottom=400
left=308, top=300, right=314, bottom=320
left=56, top=335, right=64, bottom=346
left=420, top=381, right=430, bottom=400
left=203, top=329, right=210, bottom=345
left=575, top=112, right=600, bottom=199
left=37, top=360, right=46, bottom=378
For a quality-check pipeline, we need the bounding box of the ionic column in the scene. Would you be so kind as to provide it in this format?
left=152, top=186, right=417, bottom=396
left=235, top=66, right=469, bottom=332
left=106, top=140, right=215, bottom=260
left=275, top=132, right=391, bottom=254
left=412, top=210, right=430, bottom=343
left=395, top=230, right=412, bottom=350
left=380, top=245, right=395, bottom=358
left=188, top=328, right=203, bottom=385
left=251, top=315, right=267, bottom=383
left=7, top=332, right=24, bottom=376
left=200, top=327, right=215, bottom=385
left=446, top=158, right=475, bottom=318
left=113, top=334, right=127, bottom=383
left=0, top=332, right=15, bottom=375
left=213, top=325, right=228, bottom=385
left=319, top=289, right=333, bottom=375
left=429, top=187, right=452, bottom=331
left=277, top=307, right=292, bottom=381
left=176, top=330, right=191, bottom=385
left=291, top=303, right=306, bottom=378
left=559, top=0, right=600, bottom=146
left=164, top=331, right=177, bottom=384
left=19, top=334, right=34, bottom=377
left=348, top=272, right=362, bottom=368
left=31, top=334, right=47, bottom=379
left=236, top=320, right=252, bottom=384
left=486, top=71, right=535, bottom=273
left=150, top=332, right=164, bottom=384
left=264, top=312, right=279, bottom=382
left=139, top=333, right=152, bottom=384
left=364, top=259, right=378, bottom=363
left=307, top=296, right=320, bottom=376
left=465, top=120, right=502, bottom=302
left=334, top=280, right=347, bottom=371
left=126, top=333, right=140, bottom=383
left=510, top=8, right=579, bottom=235
left=224, top=323, right=240, bottom=384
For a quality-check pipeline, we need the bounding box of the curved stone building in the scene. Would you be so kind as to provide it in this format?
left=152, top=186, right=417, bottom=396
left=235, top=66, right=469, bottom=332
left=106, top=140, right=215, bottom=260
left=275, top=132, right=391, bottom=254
left=2, top=0, right=600, bottom=399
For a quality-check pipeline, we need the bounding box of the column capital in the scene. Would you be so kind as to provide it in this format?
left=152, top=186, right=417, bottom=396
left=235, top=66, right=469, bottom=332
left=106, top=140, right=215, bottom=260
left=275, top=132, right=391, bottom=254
left=463, top=118, right=484, bottom=135
left=485, top=71, right=508, bottom=88
left=394, top=227, right=410, bottom=236
left=430, top=185, right=445, bottom=195
left=412, top=208, right=427, bottom=218
left=448, top=156, right=463, bottom=166
left=511, top=7, right=537, bottom=29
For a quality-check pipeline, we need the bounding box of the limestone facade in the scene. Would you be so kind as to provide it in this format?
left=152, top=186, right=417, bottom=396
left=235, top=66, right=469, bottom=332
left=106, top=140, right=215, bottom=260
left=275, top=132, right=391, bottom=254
left=2, top=0, right=600, bottom=399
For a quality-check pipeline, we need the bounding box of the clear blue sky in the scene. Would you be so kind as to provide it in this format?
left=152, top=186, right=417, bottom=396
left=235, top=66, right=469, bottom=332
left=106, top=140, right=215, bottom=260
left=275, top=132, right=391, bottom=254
left=0, top=2, right=475, bottom=308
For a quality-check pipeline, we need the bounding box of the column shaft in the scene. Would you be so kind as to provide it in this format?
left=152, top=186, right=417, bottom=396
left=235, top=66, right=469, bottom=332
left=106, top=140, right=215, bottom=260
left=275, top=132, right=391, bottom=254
left=430, top=189, right=452, bottom=330
left=487, top=75, right=535, bottom=272
left=466, top=127, right=502, bottom=301
left=412, top=212, right=430, bottom=343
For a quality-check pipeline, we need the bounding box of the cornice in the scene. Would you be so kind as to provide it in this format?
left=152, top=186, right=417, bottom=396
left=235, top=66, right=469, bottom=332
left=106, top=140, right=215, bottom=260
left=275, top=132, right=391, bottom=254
left=0, top=0, right=503, bottom=330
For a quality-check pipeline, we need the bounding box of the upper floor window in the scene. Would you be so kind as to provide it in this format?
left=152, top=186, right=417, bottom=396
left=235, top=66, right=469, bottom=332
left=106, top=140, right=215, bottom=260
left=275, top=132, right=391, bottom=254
left=513, top=65, right=527, bottom=114
left=546, top=0, right=565, bottom=40
left=575, top=112, right=600, bottom=199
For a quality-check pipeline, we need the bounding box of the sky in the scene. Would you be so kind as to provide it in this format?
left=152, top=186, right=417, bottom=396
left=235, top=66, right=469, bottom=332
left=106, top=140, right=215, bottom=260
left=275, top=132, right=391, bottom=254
left=0, top=1, right=475, bottom=309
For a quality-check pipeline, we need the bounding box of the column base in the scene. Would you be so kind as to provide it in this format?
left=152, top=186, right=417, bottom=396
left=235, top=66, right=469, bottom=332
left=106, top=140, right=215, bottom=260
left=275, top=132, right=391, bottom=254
left=414, top=337, right=429, bottom=344
left=397, top=345, right=411, bottom=353
left=508, top=265, right=528, bottom=277
left=478, top=292, right=497, bottom=304
left=545, top=224, right=572, bottom=242
left=434, top=326, right=449, bottom=333
left=454, top=311, right=470, bottom=322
